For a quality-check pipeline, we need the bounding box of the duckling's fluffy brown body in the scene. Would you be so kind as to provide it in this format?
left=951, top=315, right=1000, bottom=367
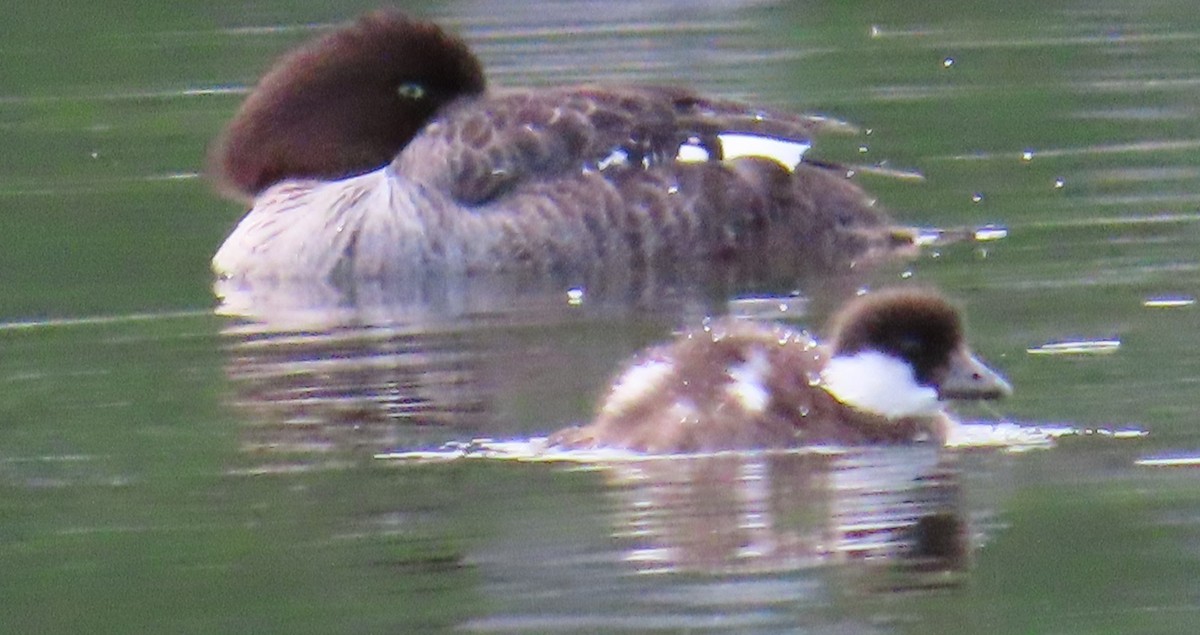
left=210, top=9, right=915, bottom=282
left=549, top=319, right=937, bottom=453
left=551, top=289, right=1010, bottom=453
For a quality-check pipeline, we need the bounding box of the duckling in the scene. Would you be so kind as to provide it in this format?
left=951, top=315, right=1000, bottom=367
left=210, top=8, right=916, bottom=282
left=551, top=288, right=1010, bottom=452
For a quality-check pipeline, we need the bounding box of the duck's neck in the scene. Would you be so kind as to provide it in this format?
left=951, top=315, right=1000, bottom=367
left=213, top=168, right=484, bottom=280
left=343, top=167, right=493, bottom=276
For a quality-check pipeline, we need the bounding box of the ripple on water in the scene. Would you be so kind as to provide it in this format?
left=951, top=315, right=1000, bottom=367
left=1026, top=339, right=1122, bottom=355
left=375, top=419, right=1146, bottom=464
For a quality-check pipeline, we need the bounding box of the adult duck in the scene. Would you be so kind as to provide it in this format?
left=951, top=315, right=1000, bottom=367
left=210, top=8, right=916, bottom=282
left=551, top=288, right=1011, bottom=453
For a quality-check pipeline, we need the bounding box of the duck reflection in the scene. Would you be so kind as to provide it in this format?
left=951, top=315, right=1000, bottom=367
left=216, top=269, right=753, bottom=466
left=217, top=274, right=976, bottom=585
left=216, top=262, right=881, bottom=464
left=224, top=319, right=489, bottom=459
left=592, top=447, right=968, bottom=581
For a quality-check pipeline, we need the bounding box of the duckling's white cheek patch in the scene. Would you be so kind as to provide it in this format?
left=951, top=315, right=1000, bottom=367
left=821, top=351, right=939, bottom=419
left=603, top=359, right=674, bottom=417
left=725, top=348, right=771, bottom=414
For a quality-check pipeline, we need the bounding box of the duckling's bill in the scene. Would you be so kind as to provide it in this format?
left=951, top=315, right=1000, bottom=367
left=938, top=349, right=1012, bottom=400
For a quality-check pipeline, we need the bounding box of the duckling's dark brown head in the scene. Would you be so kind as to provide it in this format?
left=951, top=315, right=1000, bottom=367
left=209, top=9, right=486, bottom=200
left=826, top=288, right=1010, bottom=401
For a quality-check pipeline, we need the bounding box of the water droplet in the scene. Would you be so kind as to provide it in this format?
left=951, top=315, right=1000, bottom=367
left=900, top=270, right=914, bottom=279
left=971, top=192, right=984, bottom=203
left=869, top=25, right=882, bottom=38
left=1054, top=177, right=1066, bottom=189
left=1021, top=150, right=1034, bottom=161
left=798, top=406, right=810, bottom=417
left=566, top=287, right=585, bottom=305
left=858, top=145, right=869, bottom=154
left=806, top=371, right=822, bottom=387
left=943, top=57, right=955, bottom=68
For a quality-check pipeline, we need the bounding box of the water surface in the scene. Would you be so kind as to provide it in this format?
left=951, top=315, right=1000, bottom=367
left=3, top=0, right=1200, bottom=632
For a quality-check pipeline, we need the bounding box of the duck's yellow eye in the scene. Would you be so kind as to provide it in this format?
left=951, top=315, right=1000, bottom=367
left=396, top=82, right=427, bottom=100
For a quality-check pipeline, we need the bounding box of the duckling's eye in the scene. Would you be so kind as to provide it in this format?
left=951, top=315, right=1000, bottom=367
left=396, top=82, right=427, bottom=100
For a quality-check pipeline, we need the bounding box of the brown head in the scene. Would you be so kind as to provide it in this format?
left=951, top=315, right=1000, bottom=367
left=825, top=288, right=1011, bottom=401
left=209, top=9, right=487, bottom=200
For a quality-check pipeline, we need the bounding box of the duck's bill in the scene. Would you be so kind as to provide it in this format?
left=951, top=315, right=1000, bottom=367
left=938, top=348, right=1013, bottom=400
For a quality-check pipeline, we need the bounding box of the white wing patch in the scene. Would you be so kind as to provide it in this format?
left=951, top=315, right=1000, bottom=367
left=597, top=148, right=631, bottom=170
left=718, top=133, right=811, bottom=171
left=675, top=142, right=711, bottom=163
left=673, top=134, right=812, bottom=171
left=725, top=348, right=772, bottom=414
left=603, top=359, right=674, bottom=416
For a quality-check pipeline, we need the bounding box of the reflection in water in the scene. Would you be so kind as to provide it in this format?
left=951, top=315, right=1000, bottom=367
left=218, top=270, right=745, bottom=467
left=215, top=267, right=716, bottom=328
left=590, top=448, right=968, bottom=581
left=224, top=319, right=490, bottom=461
left=453, top=447, right=973, bottom=631
left=216, top=265, right=879, bottom=469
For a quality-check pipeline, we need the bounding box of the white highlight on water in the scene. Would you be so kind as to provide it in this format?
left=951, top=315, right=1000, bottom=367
left=372, top=423, right=1146, bottom=463
left=1026, top=339, right=1121, bottom=355
left=1136, top=454, right=1200, bottom=467
left=1143, top=296, right=1194, bottom=308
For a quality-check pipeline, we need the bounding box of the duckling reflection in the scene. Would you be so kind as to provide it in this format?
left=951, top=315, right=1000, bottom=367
left=590, top=448, right=970, bottom=579
left=217, top=273, right=744, bottom=468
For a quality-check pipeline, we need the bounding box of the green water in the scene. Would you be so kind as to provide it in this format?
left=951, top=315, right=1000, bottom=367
left=3, top=0, right=1200, bottom=632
